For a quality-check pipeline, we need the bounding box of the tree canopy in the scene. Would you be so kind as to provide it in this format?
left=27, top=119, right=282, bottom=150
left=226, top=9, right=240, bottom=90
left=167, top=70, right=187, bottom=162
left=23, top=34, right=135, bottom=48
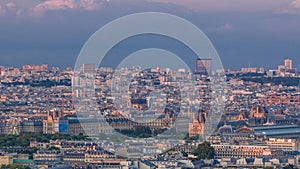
left=192, top=142, right=215, bottom=160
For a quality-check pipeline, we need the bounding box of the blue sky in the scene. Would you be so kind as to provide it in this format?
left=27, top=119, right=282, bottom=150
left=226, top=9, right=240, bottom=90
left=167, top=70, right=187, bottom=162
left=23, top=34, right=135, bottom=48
left=0, top=0, right=299, bottom=70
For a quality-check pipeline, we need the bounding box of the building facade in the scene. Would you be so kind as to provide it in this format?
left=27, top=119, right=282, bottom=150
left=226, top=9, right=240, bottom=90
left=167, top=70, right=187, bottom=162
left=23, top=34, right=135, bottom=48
left=212, top=144, right=272, bottom=159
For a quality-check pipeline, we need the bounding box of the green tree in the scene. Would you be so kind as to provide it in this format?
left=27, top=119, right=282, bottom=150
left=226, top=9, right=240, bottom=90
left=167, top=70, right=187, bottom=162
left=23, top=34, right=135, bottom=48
left=181, top=151, right=188, bottom=157
left=192, top=142, right=215, bottom=160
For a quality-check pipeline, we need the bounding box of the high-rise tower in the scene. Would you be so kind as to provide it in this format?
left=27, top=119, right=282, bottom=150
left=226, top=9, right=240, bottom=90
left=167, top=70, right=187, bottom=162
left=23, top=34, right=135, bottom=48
left=195, top=58, right=212, bottom=75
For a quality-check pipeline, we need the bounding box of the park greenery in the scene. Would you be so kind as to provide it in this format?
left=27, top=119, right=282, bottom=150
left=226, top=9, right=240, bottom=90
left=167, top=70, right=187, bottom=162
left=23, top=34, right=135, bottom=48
left=192, top=142, right=215, bottom=160
left=226, top=73, right=300, bottom=86
left=115, top=126, right=167, bottom=138
left=183, top=134, right=200, bottom=141
left=0, top=133, right=90, bottom=148
left=240, top=77, right=300, bottom=86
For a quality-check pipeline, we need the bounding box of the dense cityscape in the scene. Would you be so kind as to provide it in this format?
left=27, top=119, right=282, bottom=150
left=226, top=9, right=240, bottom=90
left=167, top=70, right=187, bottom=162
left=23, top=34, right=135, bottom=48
left=0, top=58, right=299, bottom=168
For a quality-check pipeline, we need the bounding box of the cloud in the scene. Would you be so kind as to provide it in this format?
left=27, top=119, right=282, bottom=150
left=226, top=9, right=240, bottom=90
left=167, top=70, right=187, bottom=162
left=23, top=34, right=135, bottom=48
left=30, top=0, right=103, bottom=16
left=79, top=0, right=102, bottom=10
left=207, top=23, right=233, bottom=32
left=0, top=5, right=6, bottom=15
left=6, top=2, right=16, bottom=9
left=0, top=0, right=104, bottom=17
left=222, top=23, right=233, bottom=30
left=0, top=0, right=296, bottom=18
left=32, top=0, right=77, bottom=12
left=291, top=0, right=300, bottom=8
left=16, top=9, right=22, bottom=16
left=147, top=0, right=291, bottom=12
left=274, top=0, right=300, bottom=15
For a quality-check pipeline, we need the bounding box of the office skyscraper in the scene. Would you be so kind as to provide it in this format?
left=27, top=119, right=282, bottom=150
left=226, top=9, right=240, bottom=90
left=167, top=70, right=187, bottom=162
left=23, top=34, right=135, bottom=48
left=82, top=64, right=96, bottom=74
left=195, top=58, right=212, bottom=75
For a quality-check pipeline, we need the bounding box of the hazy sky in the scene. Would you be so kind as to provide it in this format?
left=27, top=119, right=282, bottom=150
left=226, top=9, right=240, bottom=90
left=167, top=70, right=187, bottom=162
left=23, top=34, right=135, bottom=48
left=0, top=0, right=299, bottom=70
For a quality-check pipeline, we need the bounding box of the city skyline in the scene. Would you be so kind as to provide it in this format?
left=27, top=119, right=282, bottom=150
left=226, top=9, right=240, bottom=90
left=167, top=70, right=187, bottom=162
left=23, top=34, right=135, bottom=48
left=0, top=58, right=298, bottom=73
